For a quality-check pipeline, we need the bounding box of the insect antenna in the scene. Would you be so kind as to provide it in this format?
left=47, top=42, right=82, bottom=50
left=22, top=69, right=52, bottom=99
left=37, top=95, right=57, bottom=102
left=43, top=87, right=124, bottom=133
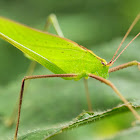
left=111, top=32, right=140, bottom=65
left=107, top=13, right=140, bottom=66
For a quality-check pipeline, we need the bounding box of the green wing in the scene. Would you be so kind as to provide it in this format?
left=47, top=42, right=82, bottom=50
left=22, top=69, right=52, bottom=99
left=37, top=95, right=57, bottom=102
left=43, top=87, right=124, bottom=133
left=0, top=17, right=108, bottom=79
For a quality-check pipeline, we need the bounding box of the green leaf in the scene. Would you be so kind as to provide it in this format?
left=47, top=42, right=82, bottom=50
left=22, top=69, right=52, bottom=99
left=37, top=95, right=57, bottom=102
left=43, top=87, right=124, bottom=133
left=18, top=105, right=140, bottom=140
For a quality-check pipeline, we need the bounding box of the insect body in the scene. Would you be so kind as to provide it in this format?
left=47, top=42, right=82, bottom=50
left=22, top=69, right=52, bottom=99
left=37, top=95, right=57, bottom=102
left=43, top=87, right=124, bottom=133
left=0, top=14, right=140, bottom=140
left=0, top=17, right=109, bottom=80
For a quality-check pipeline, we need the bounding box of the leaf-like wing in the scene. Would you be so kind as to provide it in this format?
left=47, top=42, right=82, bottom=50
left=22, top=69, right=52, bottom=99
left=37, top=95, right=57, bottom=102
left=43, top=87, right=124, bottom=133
left=0, top=17, right=107, bottom=78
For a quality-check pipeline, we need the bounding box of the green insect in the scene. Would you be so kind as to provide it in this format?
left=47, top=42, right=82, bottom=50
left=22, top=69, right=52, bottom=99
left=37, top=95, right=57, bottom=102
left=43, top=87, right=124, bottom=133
left=0, top=14, right=140, bottom=140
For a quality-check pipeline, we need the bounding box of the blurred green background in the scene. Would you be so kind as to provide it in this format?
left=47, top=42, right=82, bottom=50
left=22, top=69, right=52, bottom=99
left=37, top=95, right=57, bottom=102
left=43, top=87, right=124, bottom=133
left=0, top=0, right=140, bottom=140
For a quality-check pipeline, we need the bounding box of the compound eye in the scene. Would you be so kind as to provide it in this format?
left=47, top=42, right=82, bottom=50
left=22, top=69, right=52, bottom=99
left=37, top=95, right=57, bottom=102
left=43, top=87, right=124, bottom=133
left=101, top=62, right=105, bottom=66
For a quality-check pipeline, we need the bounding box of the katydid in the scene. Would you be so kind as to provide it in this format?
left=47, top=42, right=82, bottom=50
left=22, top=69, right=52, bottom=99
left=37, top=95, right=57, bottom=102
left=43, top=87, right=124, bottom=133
left=0, top=14, right=140, bottom=140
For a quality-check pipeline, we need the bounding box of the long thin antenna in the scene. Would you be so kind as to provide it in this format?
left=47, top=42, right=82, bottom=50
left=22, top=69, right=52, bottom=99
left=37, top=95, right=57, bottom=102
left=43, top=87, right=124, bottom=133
left=107, top=13, right=140, bottom=65
left=111, top=32, right=140, bottom=65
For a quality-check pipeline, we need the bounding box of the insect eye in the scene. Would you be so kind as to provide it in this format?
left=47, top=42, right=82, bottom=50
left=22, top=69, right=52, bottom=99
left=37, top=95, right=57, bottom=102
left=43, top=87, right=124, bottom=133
left=101, top=62, right=105, bottom=66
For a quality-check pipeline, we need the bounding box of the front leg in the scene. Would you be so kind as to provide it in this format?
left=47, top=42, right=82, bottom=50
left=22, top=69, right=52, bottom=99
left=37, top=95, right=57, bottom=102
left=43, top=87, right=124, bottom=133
left=109, top=60, right=140, bottom=73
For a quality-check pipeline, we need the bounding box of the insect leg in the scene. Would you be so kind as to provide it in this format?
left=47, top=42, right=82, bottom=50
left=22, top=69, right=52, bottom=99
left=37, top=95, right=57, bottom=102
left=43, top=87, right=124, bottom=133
left=88, top=73, right=140, bottom=121
left=109, top=60, right=140, bottom=73
left=14, top=74, right=77, bottom=140
left=44, top=14, right=64, bottom=37
left=3, top=60, right=37, bottom=127
left=84, top=78, right=93, bottom=111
